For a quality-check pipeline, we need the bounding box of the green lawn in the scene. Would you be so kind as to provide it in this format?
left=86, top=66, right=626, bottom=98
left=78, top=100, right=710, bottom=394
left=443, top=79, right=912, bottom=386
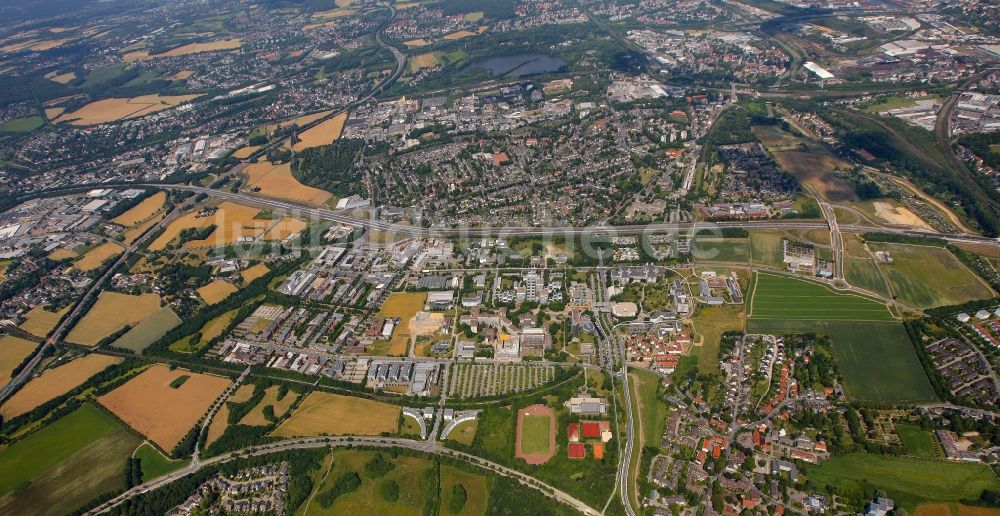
left=440, top=465, right=487, bottom=515
left=693, top=237, right=749, bottom=262
left=845, top=256, right=890, bottom=297
left=0, top=116, right=44, bottom=133
left=0, top=403, right=141, bottom=515
left=134, top=442, right=188, bottom=480
left=520, top=415, right=552, bottom=455
left=749, top=232, right=785, bottom=267
left=868, top=243, right=994, bottom=308
left=321, top=453, right=434, bottom=515
left=806, top=454, right=1000, bottom=511
left=748, top=272, right=894, bottom=321
left=111, top=307, right=182, bottom=352
left=471, top=405, right=514, bottom=461
left=81, top=63, right=126, bottom=88
left=631, top=370, right=667, bottom=446
left=895, top=424, right=941, bottom=459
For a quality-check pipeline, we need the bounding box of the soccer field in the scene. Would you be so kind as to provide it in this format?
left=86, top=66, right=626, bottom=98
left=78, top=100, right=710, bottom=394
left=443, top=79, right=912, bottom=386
left=521, top=415, right=552, bottom=455
left=748, top=272, right=894, bottom=321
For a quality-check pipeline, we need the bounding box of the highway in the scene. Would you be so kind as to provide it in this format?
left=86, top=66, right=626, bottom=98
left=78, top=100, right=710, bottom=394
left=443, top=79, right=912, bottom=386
left=87, top=436, right=600, bottom=515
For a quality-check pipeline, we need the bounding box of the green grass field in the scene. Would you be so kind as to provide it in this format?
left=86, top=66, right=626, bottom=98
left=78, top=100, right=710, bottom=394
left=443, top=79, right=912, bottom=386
left=806, top=454, right=1000, bottom=511
left=472, top=406, right=514, bottom=461
left=0, top=116, right=44, bottom=133
left=446, top=420, right=478, bottom=446
left=692, top=304, right=745, bottom=372
left=749, top=232, right=784, bottom=267
left=0, top=403, right=140, bottom=515
left=868, top=243, right=994, bottom=308
left=319, top=452, right=434, bottom=515
left=748, top=272, right=894, bottom=321
left=845, top=256, right=890, bottom=297
left=81, top=63, right=126, bottom=88
left=440, top=465, right=487, bottom=515
left=521, top=415, right=552, bottom=455
left=631, top=370, right=668, bottom=446
left=111, top=307, right=182, bottom=352
left=895, top=424, right=941, bottom=459
left=134, top=442, right=188, bottom=480
left=693, top=237, right=749, bottom=262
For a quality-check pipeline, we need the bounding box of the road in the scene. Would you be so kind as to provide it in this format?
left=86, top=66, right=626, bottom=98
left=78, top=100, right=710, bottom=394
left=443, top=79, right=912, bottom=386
left=0, top=196, right=197, bottom=403
left=87, top=436, right=600, bottom=516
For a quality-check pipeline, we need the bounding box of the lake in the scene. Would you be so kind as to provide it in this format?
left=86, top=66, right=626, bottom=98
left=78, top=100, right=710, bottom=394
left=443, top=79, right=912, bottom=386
left=472, top=53, right=566, bottom=78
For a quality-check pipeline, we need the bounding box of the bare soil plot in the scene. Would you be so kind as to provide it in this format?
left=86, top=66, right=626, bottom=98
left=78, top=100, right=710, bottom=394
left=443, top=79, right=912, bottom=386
left=288, top=112, right=347, bottom=150
left=871, top=200, right=932, bottom=229
left=197, top=281, right=238, bottom=305
left=55, top=94, right=201, bottom=126
left=239, top=386, right=299, bottom=426
left=112, top=191, right=166, bottom=227
left=0, top=336, right=39, bottom=383
left=241, top=263, right=270, bottom=283
left=65, top=292, right=160, bottom=346
left=409, top=52, right=441, bottom=72
left=73, top=241, right=124, bottom=271
left=18, top=305, right=69, bottom=338
left=404, top=39, right=432, bottom=47
left=243, top=160, right=332, bottom=205
left=98, top=364, right=231, bottom=451
left=753, top=125, right=856, bottom=202
left=1, top=354, right=121, bottom=418
left=271, top=392, right=400, bottom=437
left=515, top=404, right=556, bottom=465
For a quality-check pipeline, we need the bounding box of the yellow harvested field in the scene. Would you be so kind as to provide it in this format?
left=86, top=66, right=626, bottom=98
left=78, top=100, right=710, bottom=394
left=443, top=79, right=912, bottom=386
left=464, top=11, right=484, bottom=22
left=201, top=310, right=238, bottom=342
left=409, top=52, right=440, bottom=72
left=45, top=71, right=76, bottom=84
left=55, top=94, right=201, bottom=126
left=127, top=38, right=242, bottom=61
left=287, top=112, right=347, bottom=150
left=265, top=110, right=332, bottom=133
left=404, top=38, right=432, bottom=47
left=312, top=8, right=357, bottom=19
left=1, top=354, right=121, bottom=418
left=231, top=145, right=259, bottom=159
left=170, top=70, right=194, bottom=80
left=239, top=386, right=299, bottom=426
left=98, top=364, right=231, bottom=451
left=19, top=305, right=69, bottom=338
left=335, top=0, right=356, bottom=7
left=44, top=107, right=65, bottom=120
left=73, top=241, right=124, bottom=271
left=150, top=202, right=288, bottom=250
left=229, top=384, right=257, bottom=403
left=112, top=191, right=166, bottom=227
left=66, top=292, right=160, bottom=346
left=197, top=281, right=238, bottom=305
left=443, top=28, right=486, bottom=40
left=377, top=292, right=427, bottom=356
left=243, top=160, right=332, bottom=205
left=28, top=38, right=73, bottom=51
left=241, top=263, right=270, bottom=283
left=122, top=212, right=164, bottom=245
left=271, top=392, right=400, bottom=437
left=266, top=217, right=308, bottom=241
left=206, top=403, right=230, bottom=445
left=0, top=336, right=38, bottom=384
left=47, top=247, right=77, bottom=260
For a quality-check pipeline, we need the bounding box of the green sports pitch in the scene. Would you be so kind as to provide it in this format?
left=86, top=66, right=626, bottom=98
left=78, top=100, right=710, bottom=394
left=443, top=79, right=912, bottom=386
left=748, top=272, right=894, bottom=321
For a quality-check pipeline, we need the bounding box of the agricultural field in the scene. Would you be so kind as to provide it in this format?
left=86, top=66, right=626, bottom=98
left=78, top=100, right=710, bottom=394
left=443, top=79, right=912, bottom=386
left=868, top=243, right=994, bottom=308
left=111, top=191, right=166, bottom=227
left=0, top=335, right=39, bottom=383
left=408, top=52, right=441, bottom=72
left=692, top=237, right=749, bottom=262
left=110, top=307, right=183, bottom=352
left=377, top=292, right=428, bottom=356
left=73, top=241, right=124, bottom=271
left=0, top=403, right=141, bottom=516
left=238, top=386, right=299, bottom=426
left=98, top=364, right=231, bottom=451
left=748, top=231, right=785, bottom=268
left=0, top=116, right=44, bottom=133
left=288, top=112, right=347, bottom=150
left=121, top=213, right=164, bottom=245
left=149, top=201, right=304, bottom=250
left=0, top=354, right=121, bottom=418
left=196, top=280, right=238, bottom=305
left=65, top=291, right=160, bottom=346
left=242, top=160, right=333, bottom=205
left=271, top=392, right=400, bottom=437
left=205, top=384, right=256, bottom=445
left=18, top=304, right=68, bottom=338
left=805, top=454, right=1000, bottom=511
left=747, top=272, right=894, bottom=321
left=896, top=423, right=942, bottom=459
left=631, top=370, right=668, bottom=446
left=447, top=364, right=556, bottom=398
left=241, top=263, right=270, bottom=282
left=231, top=145, right=259, bottom=159
left=753, top=125, right=856, bottom=202
left=915, top=503, right=1000, bottom=516
left=171, top=309, right=237, bottom=354
left=54, top=94, right=201, bottom=126
left=124, top=38, right=242, bottom=61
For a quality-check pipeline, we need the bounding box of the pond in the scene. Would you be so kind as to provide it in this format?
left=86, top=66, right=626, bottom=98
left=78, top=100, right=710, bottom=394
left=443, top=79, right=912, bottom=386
left=472, top=53, right=566, bottom=78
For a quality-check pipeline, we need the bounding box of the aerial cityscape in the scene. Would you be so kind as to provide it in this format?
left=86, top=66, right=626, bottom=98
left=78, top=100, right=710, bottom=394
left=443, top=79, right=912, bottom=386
left=2, top=0, right=1000, bottom=514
